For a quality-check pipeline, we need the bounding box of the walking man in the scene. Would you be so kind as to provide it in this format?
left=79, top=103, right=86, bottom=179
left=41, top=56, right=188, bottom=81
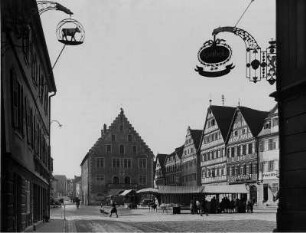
left=109, top=202, right=118, bottom=218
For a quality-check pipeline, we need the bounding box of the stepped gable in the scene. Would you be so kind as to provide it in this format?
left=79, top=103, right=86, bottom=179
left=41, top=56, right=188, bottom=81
left=210, top=105, right=236, bottom=140
left=81, top=108, right=154, bottom=166
left=238, top=106, right=269, bottom=137
left=108, top=108, right=154, bottom=156
left=190, top=129, right=203, bottom=150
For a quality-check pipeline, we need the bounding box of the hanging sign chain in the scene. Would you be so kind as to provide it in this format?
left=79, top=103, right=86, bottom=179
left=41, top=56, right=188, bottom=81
left=234, top=0, right=255, bottom=28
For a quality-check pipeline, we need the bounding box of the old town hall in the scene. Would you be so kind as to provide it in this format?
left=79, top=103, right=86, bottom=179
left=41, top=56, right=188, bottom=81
left=80, top=109, right=155, bottom=205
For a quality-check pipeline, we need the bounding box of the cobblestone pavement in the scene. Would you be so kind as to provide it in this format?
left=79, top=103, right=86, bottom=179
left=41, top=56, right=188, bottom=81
left=49, top=204, right=277, bottom=232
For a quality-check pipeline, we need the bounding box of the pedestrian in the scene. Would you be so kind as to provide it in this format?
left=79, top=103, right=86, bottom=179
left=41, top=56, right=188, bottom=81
left=109, top=202, right=118, bottom=218
left=196, top=200, right=201, bottom=214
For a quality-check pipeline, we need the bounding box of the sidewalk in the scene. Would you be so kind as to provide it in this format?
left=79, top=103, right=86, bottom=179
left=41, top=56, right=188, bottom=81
left=34, top=219, right=65, bottom=232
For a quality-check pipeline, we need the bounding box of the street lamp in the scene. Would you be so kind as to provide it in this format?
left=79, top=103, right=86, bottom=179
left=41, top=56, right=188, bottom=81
left=51, top=119, right=63, bottom=128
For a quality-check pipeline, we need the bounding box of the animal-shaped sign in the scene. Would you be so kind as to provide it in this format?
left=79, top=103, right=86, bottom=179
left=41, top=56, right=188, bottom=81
left=61, top=27, right=80, bottom=41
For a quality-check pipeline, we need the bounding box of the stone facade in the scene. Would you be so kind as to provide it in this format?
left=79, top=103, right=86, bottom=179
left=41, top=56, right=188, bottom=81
left=1, top=0, right=56, bottom=231
left=80, top=109, right=155, bottom=205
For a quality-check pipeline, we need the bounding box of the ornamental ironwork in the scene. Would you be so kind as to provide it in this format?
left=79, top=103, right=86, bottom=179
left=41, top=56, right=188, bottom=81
left=56, top=18, right=85, bottom=45
left=196, top=26, right=276, bottom=85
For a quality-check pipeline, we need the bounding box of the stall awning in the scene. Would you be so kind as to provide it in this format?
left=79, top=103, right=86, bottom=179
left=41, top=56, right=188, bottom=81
left=158, top=185, right=204, bottom=194
left=203, top=184, right=248, bottom=194
left=137, top=188, right=159, bottom=194
left=107, top=189, right=124, bottom=197
left=120, top=189, right=134, bottom=196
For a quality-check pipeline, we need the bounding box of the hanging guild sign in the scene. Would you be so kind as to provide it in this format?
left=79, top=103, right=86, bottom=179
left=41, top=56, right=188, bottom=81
left=195, top=38, right=234, bottom=77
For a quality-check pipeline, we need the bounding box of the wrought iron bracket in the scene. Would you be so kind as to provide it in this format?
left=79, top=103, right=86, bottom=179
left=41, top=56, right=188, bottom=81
left=37, top=1, right=73, bottom=15
left=211, top=26, right=276, bottom=84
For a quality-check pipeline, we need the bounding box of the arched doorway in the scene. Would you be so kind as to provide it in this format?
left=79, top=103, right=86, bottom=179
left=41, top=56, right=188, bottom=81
left=124, top=176, right=130, bottom=184
left=249, top=185, right=257, bottom=204
left=113, top=176, right=119, bottom=184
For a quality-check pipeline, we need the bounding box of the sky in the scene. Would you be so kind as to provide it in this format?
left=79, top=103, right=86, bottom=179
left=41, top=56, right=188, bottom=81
left=40, top=0, right=276, bottom=178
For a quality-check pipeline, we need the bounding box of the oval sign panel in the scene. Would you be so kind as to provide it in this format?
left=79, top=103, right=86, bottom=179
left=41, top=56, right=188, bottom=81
left=195, top=38, right=235, bottom=78
left=199, top=44, right=230, bottom=64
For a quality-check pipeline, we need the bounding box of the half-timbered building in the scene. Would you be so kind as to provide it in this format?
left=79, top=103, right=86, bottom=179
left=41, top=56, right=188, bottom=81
left=226, top=107, right=268, bottom=202
left=200, top=105, right=236, bottom=186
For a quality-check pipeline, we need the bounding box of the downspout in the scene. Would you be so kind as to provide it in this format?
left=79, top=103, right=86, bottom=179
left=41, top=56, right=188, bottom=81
left=48, top=91, right=56, bottom=219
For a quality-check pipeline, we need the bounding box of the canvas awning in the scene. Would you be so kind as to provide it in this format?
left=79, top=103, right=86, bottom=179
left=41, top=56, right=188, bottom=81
left=120, top=189, right=134, bottom=196
left=158, top=185, right=204, bottom=194
left=137, top=188, right=159, bottom=194
left=203, top=184, right=248, bottom=194
left=107, top=189, right=124, bottom=197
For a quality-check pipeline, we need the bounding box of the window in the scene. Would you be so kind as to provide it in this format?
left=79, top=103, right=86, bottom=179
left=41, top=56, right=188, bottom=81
left=268, top=161, right=274, bottom=171
left=237, top=146, right=241, bottom=156
left=120, top=125, right=123, bottom=131
left=112, top=134, right=116, bottom=142
left=139, top=158, right=147, bottom=169
left=234, top=130, right=238, bottom=136
left=112, top=158, right=120, bottom=168
left=259, top=141, right=265, bottom=152
left=120, top=145, right=125, bottom=154
left=242, top=128, right=246, bottom=134
left=139, top=175, right=147, bottom=185
left=268, top=139, right=276, bottom=150
left=264, top=121, right=271, bottom=129
left=113, top=176, right=119, bottom=184
left=106, top=145, right=112, bottom=153
left=242, top=144, right=247, bottom=155
left=11, top=68, right=24, bottom=135
left=272, top=118, right=279, bottom=127
left=122, top=158, right=131, bottom=168
left=128, top=134, right=132, bottom=142
left=248, top=143, right=253, bottom=154
left=124, top=176, right=131, bottom=184
left=96, top=174, right=105, bottom=183
left=132, top=145, right=137, bottom=154
left=97, top=157, right=105, bottom=168
left=231, top=147, right=235, bottom=157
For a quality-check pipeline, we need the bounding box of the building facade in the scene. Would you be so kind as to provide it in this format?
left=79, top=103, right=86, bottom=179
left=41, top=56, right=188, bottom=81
left=164, top=145, right=183, bottom=186
left=226, top=107, right=268, bottom=203
left=200, top=105, right=235, bottom=186
left=257, top=105, right=279, bottom=206
left=1, top=0, right=56, bottom=231
left=181, top=127, right=202, bottom=186
left=80, top=109, right=155, bottom=205
left=154, top=154, right=167, bottom=187
left=52, top=175, right=67, bottom=198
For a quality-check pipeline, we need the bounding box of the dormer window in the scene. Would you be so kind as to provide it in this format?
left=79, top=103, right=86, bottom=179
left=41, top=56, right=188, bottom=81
left=264, top=121, right=271, bottom=129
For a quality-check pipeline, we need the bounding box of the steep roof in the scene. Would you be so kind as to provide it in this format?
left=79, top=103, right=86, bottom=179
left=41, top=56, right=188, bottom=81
left=80, top=108, right=155, bottom=166
left=175, top=145, right=184, bottom=159
left=156, top=153, right=168, bottom=168
left=190, top=129, right=203, bottom=150
left=238, top=106, right=269, bottom=137
left=210, top=105, right=236, bottom=140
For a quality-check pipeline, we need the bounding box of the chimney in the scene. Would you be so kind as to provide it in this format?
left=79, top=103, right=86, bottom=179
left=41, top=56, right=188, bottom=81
left=101, top=124, right=107, bottom=137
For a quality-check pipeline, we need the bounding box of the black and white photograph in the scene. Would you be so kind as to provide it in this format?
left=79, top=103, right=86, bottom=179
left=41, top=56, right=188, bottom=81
left=1, top=0, right=306, bottom=232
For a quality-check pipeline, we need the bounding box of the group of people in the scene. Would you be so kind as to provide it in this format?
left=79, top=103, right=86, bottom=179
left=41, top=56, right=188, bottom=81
left=190, top=199, right=209, bottom=216
left=211, top=196, right=255, bottom=214
left=190, top=196, right=254, bottom=214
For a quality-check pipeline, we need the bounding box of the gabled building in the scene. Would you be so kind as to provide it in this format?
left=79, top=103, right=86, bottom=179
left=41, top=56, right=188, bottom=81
left=257, top=105, right=279, bottom=206
left=154, top=154, right=167, bottom=187
left=226, top=106, right=269, bottom=203
left=199, top=105, right=236, bottom=186
left=181, top=127, right=202, bottom=186
left=80, top=109, right=155, bottom=205
left=164, top=145, right=184, bottom=186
